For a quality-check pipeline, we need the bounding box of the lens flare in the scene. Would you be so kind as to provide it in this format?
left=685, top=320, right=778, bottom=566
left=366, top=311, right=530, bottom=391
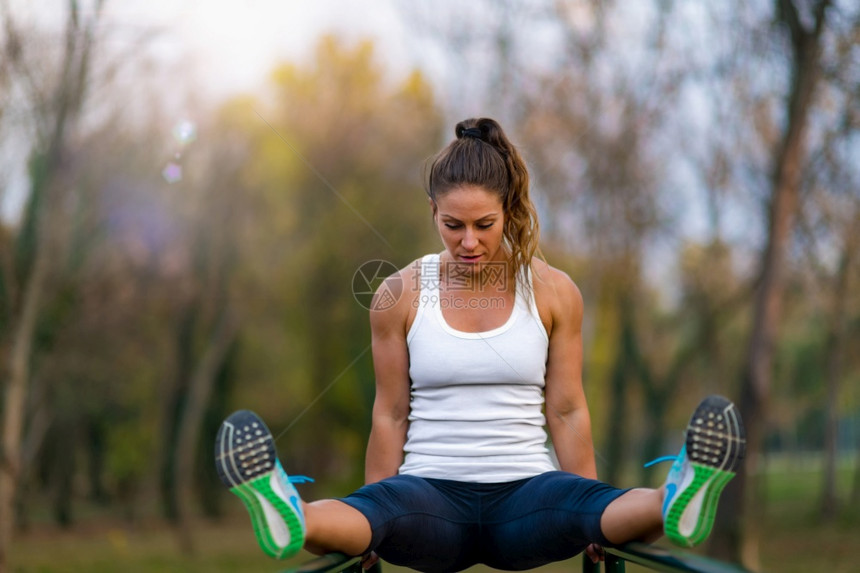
left=172, top=120, right=197, bottom=145
left=162, top=162, right=183, bottom=183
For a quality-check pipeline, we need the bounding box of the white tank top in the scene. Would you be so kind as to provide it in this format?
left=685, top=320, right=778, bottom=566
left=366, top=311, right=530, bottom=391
left=399, top=253, right=556, bottom=482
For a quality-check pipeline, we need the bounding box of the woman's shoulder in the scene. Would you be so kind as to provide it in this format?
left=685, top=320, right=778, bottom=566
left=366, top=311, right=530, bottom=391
left=530, top=259, right=583, bottom=320
left=372, top=255, right=432, bottom=296
left=531, top=259, right=581, bottom=297
left=369, top=256, right=427, bottom=334
left=398, top=254, right=438, bottom=291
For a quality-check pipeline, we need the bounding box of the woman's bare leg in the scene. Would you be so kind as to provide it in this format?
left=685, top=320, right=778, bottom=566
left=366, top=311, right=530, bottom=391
left=599, top=487, right=664, bottom=544
left=303, top=499, right=373, bottom=556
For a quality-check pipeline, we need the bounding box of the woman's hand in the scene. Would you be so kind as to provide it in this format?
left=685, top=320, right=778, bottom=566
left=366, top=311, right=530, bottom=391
left=586, top=543, right=605, bottom=563
left=361, top=551, right=380, bottom=570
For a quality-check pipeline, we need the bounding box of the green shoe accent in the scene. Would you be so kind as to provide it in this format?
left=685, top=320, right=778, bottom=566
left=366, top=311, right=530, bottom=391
left=659, top=395, right=746, bottom=548
left=664, top=462, right=734, bottom=546
left=230, top=467, right=305, bottom=559
left=690, top=468, right=736, bottom=545
left=215, top=410, right=306, bottom=560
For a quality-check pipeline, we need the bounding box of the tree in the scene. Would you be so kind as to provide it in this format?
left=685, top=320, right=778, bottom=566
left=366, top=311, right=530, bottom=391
left=794, top=50, right=860, bottom=518
left=710, top=1, right=834, bottom=566
left=169, top=114, right=243, bottom=553
left=232, top=36, right=442, bottom=490
left=0, top=1, right=106, bottom=568
left=517, top=0, right=698, bottom=483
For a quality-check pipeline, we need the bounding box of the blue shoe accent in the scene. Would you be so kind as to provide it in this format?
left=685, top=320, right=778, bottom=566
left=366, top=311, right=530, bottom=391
left=289, top=495, right=302, bottom=517
left=663, top=482, right=678, bottom=516
left=644, top=450, right=686, bottom=515
left=643, top=455, right=678, bottom=468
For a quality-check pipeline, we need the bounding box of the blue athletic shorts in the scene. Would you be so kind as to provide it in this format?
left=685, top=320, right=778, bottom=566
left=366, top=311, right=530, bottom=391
left=340, top=471, right=629, bottom=572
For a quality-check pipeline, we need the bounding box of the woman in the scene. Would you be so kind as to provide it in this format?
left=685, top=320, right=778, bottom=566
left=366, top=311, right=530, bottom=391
left=215, top=118, right=745, bottom=572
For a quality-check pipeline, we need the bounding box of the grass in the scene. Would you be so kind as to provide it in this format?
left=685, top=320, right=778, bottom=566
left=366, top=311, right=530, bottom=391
left=10, top=459, right=860, bottom=572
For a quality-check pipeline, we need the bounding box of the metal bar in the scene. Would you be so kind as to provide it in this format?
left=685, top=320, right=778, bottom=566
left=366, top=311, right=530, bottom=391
left=288, top=540, right=753, bottom=573
left=603, top=543, right=753, bottom=573
left=582, top=554, right=601, bottom=573
left=280, top=552, right=362, bottom=573
left=604, top=553, right=626, bottom=573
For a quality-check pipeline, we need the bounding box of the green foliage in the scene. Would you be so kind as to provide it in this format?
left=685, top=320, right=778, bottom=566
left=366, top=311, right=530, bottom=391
left=106, top=417, right=153, bottom=487
left=205, top=35, right=443, bottom=486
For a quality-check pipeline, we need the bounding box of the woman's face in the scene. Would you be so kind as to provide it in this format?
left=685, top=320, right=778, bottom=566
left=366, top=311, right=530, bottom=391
left=432, top=185, right=506, bottom=267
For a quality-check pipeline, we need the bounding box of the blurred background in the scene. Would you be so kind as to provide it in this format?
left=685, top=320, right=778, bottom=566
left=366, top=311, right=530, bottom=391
left=1, top=1, right=858, bottom=572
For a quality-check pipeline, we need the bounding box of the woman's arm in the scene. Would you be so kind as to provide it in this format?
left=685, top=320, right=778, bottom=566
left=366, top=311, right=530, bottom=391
left=364, top=273, right=413, bottom=484
left=540, top=267, right=598, bottom=480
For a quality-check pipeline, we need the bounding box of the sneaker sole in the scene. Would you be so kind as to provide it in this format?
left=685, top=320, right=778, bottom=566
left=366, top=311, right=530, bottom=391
left=215, top=410, right=305, bottom=559
left=664, top=395, right=746, bottom=547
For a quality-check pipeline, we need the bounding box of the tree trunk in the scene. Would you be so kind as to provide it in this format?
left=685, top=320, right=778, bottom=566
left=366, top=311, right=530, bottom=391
left=157, top=303, right=198, bottom=522
left=639, top=389, right=670, bottom=487
left=636, top=330, right=706, bottom=487
left=820, top=246, right=851, bottom=520
left=0, top=3, right=104, bottom=568
left=852, top=444, right=860, bottom=506
left=603, top=297, right=634, bottom=485
left=52, top=417, right=77, bottom=528
left=0, top=236, right=49, bottom=573
left=173, top=308, right=237, bottom=554
left=821, top=210, right=860, bottom=521
left=708, top=1, right=829, bottom=567
left=86, top=417, right=109, bottom=505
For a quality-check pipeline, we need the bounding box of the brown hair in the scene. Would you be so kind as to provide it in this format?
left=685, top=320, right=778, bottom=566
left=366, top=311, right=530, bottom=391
left=427, top=117, right=540, bottom=289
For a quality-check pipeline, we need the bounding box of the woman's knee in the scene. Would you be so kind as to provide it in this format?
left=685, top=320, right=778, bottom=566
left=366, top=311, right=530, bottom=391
left=304, top=499, right=373, bottom=556
left=600, top=488, right=664, bottom=545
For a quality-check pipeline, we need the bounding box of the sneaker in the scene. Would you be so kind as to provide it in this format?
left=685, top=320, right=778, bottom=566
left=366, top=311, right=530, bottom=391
left=661, top=395, right=746, bottom=547
left=215, top=410, right=306, bottom=559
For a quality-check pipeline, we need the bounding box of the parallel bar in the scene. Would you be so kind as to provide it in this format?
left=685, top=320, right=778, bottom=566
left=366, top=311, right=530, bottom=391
left=600, top=543, right=752, bottom=573
left=582, top=552, right=626, bottom=573
left=280, top=552, right=367, bottom=573
left=288, top=542, right=751, bottom=573
left=605, top=553, right=625, bottom=573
